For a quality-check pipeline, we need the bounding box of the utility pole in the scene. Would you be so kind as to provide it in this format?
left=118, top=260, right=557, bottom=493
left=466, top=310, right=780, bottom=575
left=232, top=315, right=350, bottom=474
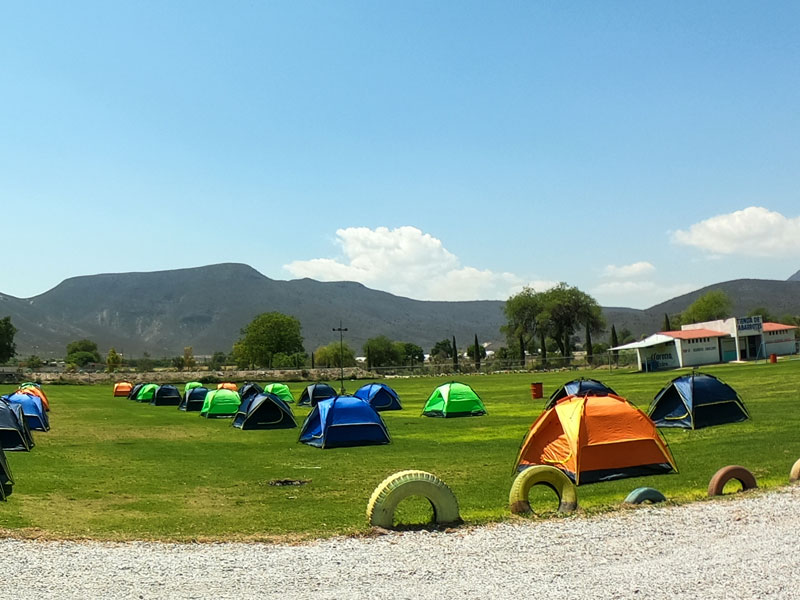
left=332, top=321, right=348, bottom=394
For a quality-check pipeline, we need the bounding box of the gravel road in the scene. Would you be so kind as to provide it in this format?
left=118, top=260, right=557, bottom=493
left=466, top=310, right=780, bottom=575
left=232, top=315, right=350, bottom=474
left=2, top=486, right=798, bottom=599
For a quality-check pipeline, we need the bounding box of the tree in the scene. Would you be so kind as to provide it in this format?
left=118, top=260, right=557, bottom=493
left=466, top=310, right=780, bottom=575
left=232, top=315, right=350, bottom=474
left=314, top=342, right=356, bottom=367
left=610, top=324, right=619, bottom=365
left=362, top=335, right=401, bottom=367
left=662, top=313, right=672, bottom=332
left=66, top=339, right=101, bottom=366
left=395, top=342, right=424, bottom=366
left=0, top=316, right=17, bottom=364
left=208, top=351, right=227, bottom=370
left=540, top=283, right=604, bottom=360
left=137, top=352, right=155, bottom=372
left=235, top=312, right=304, bottom=368
left=183, top=347, right=196, bottom=370
left=585, top=321, right=593, bottom=365
left=502, top=287, right=543, bottom=367
left=430, top=339, right=453, bottom=360
left=452, top=336, right=459, bottom=372
left=106, top=348, right=122, bottom=372
left=171, top=356, right=185, bottom=370
left=682, top=290, right=733, bottom=324
left=468, top=334, right=486, bottom=369
left=747, top=306, right=777, bottom=323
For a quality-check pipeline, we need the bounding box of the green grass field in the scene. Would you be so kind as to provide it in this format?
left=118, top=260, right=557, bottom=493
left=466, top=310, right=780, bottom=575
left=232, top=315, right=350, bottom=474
left=1, top=360, right=799, bottom=542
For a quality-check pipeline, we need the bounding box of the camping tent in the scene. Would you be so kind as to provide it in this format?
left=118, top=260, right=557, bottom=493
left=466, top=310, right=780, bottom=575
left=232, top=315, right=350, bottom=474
left=217, top=382, right=238, bottom=391
left=184, top=381, right=203, bottom=396
left=200, top=389, right=240, bottom=418
left=2, top=392, right=49, bottom=431
left=0, top=400, right=34, bottom=451
left=263, top=383, right=295, bottom=403
left=135, top=383, right=158, bottom=403
left=422, top=382, right=486, bottom=417
left=353, top=383, right=402, bottom=411
left=648, top=372, right=750, bottom=429
left=128, top=383, right=145, bottom=400
left=19, top=384, right=50, bottom=411
left=0, top=448, right=12, bottom=500
left=151, top=385, right=182, bottom=407
left=297, top=383, right=337, bottom=407
left=238, top=382, right=264, bottom=404
left=299, top=396, right=390, bottom=448
left=514, top=394, right=676, bottom=485
left=179, top=386, right=208, bottom=411
left=232, top=392, right=297, bottom=430
left=113, top=382, right=133, bottom=397
left=546, top=378, right=617, bottom=409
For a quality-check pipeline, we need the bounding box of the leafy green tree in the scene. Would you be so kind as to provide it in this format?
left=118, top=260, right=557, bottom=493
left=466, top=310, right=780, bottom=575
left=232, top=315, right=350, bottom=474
left=271, top=352, right=307, bottom=368
left=314, top=342, right=356, bottom=367
left=183, top=346, right=196, bottom=370
left=502, top=287, right=544, bottom=365
left=747, top=307, right=777, bottom=323
left=208, top=351, right=227, bottom=370
left=171, top=356, right=185, bottom=370
left=66, top=339, right=101, bottom=365
left=106, top=348, right=122, bottom=372
left=682, top=290, right=733, bottom=324
left=395, top=342, right=424, bottom=365
left=0, top=316, right=16, bottom=364
left=362, top=335, right=401, bottom=367
left=430, top=339, right=453, bottom=360
left=540, top=283, right=604, bottom=359
left=137, top=352, right=155, bottom=373
left=235, top=312, right=304, bottom=368
left=26, top=355, right=43, bottom=370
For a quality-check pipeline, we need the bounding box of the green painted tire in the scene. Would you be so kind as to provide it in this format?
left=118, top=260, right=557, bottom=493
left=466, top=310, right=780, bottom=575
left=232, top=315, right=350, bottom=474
left=366, top=470, right=461, bottom=529
left=623, top=487, right=666, bottom=505
left=509, top=465, right=578, bottom=515
left=707, top=465, right=757, bottom=497
left=790, top=458, right=800, bottom=483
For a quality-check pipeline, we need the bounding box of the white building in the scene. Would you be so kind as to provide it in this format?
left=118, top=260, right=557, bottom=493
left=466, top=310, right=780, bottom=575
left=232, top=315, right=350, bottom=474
left=611, top=316, right=797, bottom=372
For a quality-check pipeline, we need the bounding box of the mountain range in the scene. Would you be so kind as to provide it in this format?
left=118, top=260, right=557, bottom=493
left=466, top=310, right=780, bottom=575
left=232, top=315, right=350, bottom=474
left=1, top=263, right=799, bottom=358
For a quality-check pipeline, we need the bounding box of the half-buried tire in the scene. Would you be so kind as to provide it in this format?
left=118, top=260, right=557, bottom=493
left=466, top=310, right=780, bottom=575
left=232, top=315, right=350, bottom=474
left=366, top=470, right=461, bottom=529
left=790, top=458, right=800, bottom=484
left=509, top=465, right=577, bottom=515
left=707, top=465, right=757, bottom=497
left=623, top=487, right=667, bottom=505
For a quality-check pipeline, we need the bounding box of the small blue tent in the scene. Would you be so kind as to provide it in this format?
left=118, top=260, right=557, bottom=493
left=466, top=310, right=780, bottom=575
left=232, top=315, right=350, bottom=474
left=3, top=392, right=49, bottom=432
left=0, top=400, right=34, bottom=451
left=179, top=386, right=208, bottom=412
left=299, top=396, right=390, bottom=448
left=0, top=448, right=12, bottom=500
left=233, top=392, right=297, bottom=430
left=238, top=382, right=264, bottom=404
left=648, top=372, right=749, bottom=429
left=546, top=378, right=617, bottom=409
left=353, top=383, right=402, bottom=411
left=151, top=385, right=182, bottom=407
left=297, top=383, right=337, bottom=407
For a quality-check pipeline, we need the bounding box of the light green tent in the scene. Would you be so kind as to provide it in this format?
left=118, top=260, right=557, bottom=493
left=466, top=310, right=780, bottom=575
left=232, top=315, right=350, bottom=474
left=184, top=381, right=203, bottom=394
left=136, top=383, right=158, bottom=403
left=422, top=382, right=487, bottom=418
left=200, top=389, right=240, bottom=418
left=263, top=383, right=295, bottom=404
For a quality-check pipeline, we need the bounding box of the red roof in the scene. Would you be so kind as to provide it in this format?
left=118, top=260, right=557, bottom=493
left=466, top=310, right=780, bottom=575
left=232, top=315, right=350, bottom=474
left=661, top=328, right=728, bottom=340
left=763, top=322, right=797, bottom=332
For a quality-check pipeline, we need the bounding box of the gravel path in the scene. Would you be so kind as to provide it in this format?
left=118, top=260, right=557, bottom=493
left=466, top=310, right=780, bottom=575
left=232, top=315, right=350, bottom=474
left=2, top=487, right=799, bottom=599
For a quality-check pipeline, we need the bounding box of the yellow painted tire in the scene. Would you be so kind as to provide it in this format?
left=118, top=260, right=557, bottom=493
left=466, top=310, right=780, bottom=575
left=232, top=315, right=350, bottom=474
left=366, top=470, right=460, bottom=529
left=509, top=465, right=578, bottom=515
left=790, top=458, right=800, bottom=483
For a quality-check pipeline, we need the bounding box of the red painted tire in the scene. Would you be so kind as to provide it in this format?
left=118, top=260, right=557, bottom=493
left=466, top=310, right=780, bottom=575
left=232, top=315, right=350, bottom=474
left=790, top=458, right=800, bottom=484
left=707, top=465, right=757, bottom=497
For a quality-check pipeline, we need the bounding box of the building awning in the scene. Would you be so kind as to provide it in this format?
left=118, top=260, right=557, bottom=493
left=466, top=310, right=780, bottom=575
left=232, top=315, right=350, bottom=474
left=610, top=333, right=677, bottom=351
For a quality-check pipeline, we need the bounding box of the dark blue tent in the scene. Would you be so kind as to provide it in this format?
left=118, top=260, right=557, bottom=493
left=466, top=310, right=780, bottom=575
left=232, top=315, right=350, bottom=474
left=648, top=372, right=749, bottom=429
left=0, top=448, right=12, bottom=501
left=127, top=383, right=145, bottom=400
left=151, top=385, right=182, bottom=407
left=2, top=392, right=49, bottom=431
left=297, top=383, right=337, bottom=407
left=299, top=396, right=390, bottom=449
left=179, top=386, right=208, bottom=412
left=0, top=400, right=34, bottom=451
left=546, top=378, right=617, bottom=409
left=233, top=392, right=296, bottom=430
left=238, top=382, right=264, bottom=404
left=353, top=383, right=402, bottom=411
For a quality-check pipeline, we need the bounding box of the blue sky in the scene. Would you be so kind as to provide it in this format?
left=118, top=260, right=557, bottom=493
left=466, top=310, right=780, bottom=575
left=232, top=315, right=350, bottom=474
left=2, top=2, right=799, bottom=308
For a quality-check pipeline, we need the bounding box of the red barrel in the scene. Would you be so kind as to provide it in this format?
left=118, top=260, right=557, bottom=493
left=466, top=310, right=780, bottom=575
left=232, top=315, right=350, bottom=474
left=770, top=354, right=777, bottom=363
left=530, top=382, right=543, bottom=399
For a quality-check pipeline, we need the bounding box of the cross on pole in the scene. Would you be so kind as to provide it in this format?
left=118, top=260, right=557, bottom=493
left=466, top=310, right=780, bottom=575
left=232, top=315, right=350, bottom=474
left=333, top=321, right=348, bottom=394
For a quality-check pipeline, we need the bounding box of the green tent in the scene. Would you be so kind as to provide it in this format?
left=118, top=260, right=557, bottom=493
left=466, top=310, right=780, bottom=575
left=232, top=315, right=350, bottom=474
left=136, top=383, right=158, bottom=403
left=200, top=389, right=240, bottom=418
left=184, top=381, right=203, bottom=394
left=422, top=382, right=487, bottom=418
left=263, top=383, right=295, bottom=403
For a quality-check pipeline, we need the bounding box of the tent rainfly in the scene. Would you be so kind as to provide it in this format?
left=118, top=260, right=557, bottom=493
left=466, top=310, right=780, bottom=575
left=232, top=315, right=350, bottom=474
left=648, top=372, right=749, bottom=429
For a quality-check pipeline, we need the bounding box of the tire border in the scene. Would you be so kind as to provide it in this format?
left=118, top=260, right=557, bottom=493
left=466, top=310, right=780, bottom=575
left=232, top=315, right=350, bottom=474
left=790, top=458, right=800, bottom=483
left=508, top=465, right=578, bottom=515
left=623, top=486, right=667, bottom=505
left=366, top=470, right=461, bottom=529
left=707, top=465, right=757, bottom=497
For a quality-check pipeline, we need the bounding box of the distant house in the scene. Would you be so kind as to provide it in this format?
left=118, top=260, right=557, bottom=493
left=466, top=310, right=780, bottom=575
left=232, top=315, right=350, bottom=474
left=611, top=315, right=797, bottom=371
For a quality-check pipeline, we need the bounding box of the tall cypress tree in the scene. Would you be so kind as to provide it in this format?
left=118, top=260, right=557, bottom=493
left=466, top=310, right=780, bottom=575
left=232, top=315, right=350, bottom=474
left=452, top=336, right=459, bottom=372
left=610, top=324, right=619, bottom=365
left=474, top=333, right=481, bottom=372
left=663, top=313, right=672, bottom=332
left=585, top=321, right=593, bottom=365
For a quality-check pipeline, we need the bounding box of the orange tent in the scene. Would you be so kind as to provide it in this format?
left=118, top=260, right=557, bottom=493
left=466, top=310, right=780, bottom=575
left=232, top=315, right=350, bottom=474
left=217, top=382, right=238, bottom=391
left=18, top=385, right=50, bottom=411
left=113, top=381, right=133, bottom=397
left=514, top=394, right=677, bottom=485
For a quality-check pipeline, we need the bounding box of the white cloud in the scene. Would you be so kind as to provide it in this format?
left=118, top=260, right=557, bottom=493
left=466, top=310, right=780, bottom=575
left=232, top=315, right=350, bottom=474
left=284, top=226, right=526, bottom=301
left=602, top=261, right=655, bottom=279
left=672, top=206, right=800, bottom=257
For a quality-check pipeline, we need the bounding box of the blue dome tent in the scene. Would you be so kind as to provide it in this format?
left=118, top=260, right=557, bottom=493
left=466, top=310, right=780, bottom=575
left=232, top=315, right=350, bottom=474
left=233, top=392, right=296, bottom=430
left=648, top=372, right=749, bottom=429
left=353, top=383, right=402, bottom=411
left=299, top=396, right=390, bottom=449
